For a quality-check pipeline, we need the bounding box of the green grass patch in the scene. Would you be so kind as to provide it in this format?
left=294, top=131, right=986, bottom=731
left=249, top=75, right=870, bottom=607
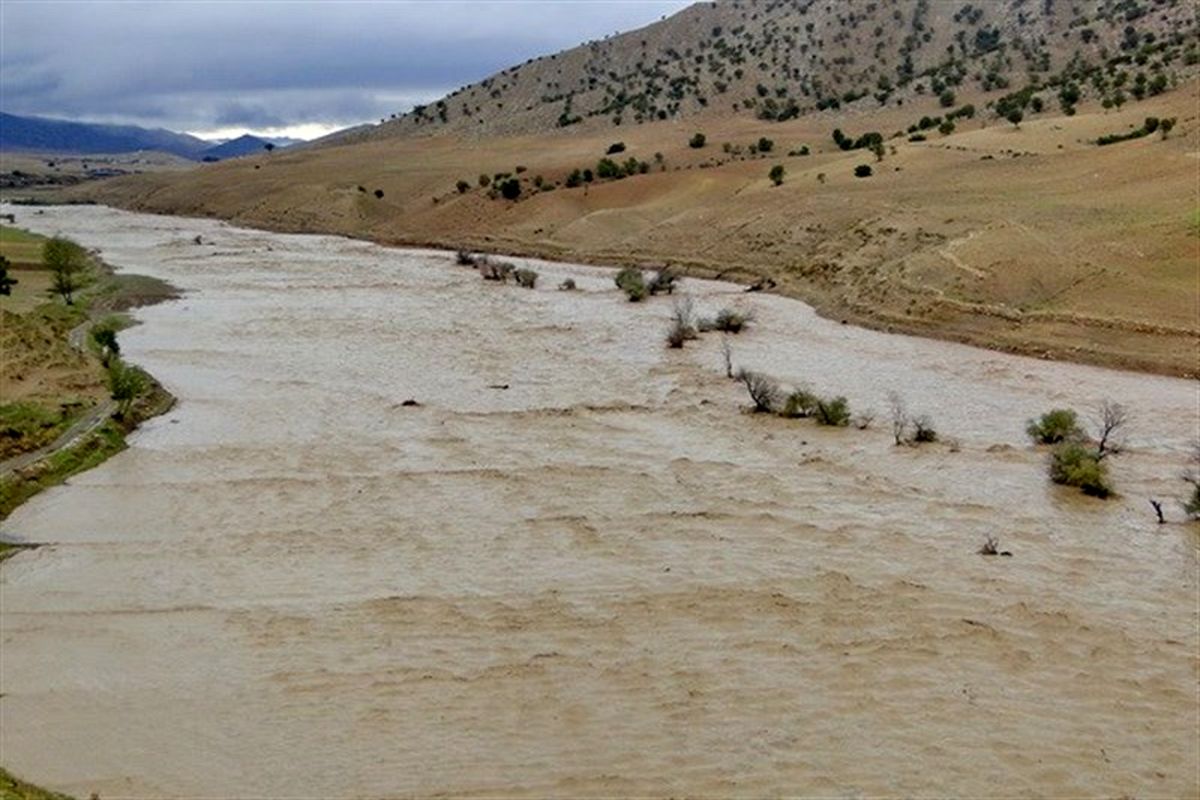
left=0, top=767, right=75, bottom=800
left=0, top=225, right=47, bottom=245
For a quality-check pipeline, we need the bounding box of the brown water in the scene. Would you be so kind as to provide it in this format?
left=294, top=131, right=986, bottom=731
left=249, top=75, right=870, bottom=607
left=2, top=205, right=1197, bottom=798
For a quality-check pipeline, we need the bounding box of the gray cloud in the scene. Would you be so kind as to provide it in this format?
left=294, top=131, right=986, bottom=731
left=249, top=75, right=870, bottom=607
left=1, top=0, right=691, bottom=135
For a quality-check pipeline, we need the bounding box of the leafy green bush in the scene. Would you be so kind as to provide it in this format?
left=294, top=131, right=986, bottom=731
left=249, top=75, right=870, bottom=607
left=814, top=396, right=852, bottom=427
left=1049, top=443, right=1113, bottom=498
left=615, top=267, right=647, bottom=301
left=1026, top=409, right=1083, bottom=444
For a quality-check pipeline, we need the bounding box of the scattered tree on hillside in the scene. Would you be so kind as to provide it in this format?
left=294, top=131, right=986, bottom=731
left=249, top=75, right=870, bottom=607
left=43, top=236, right=86, bottom=305
left=854, top=164, right=873, bottom=178
left=456, top=180, right=471, bottom=193
left=499, top=178, right=521, bottom=200
left=1006, top=108, right=1023, bottom=128
left=769, top=164, right=785, bottom=186
left=689, top=132, right=707, bottom=149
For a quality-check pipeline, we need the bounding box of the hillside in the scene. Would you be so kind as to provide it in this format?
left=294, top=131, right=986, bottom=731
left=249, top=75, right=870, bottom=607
left=79, top=0, right=1199, bottom=377
left=0, top=112, right=210, bottom=158
left=200, top=134, right=280, bottom=161
left=360, top=0, right=1198, bottom=139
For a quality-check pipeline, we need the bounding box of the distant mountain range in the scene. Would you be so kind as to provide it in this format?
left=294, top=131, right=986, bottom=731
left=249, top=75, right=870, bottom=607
left=0, top=112, right=299, bottom=160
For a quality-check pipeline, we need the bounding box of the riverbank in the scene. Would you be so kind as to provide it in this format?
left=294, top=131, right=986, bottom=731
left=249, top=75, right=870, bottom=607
left=0, top=221, right=178, bottom=526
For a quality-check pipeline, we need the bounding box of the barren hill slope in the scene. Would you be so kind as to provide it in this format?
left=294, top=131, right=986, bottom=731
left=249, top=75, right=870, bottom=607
left=356, top=0, right=1197, bottom=139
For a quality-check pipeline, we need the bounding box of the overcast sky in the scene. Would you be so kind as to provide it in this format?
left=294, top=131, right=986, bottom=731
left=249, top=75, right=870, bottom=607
left=1, top=0, right=691, bottom=139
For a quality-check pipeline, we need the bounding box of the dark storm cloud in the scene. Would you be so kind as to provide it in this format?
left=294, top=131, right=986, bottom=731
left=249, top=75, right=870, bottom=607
left=0, top=0, right=691, bottom=134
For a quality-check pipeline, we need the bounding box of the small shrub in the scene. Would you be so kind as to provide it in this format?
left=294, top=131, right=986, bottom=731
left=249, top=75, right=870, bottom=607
left=669, top=297, right=698, bottom=340
left=374, top=189, right=384, bottom=198
left=689, top=132, right=707, bottom=149
left=514, top=268, right=538, bottom=289
left=478, top=174, right=491, bottom=187
left=455, top=250, right=477, bottom=266
left=737, top=369, right=780, bottom=413
left=498, top=178, right=521, bottom=200
left=814, top=396, right=852, bottom=427
left=757, top=137, right=774, bottom=153
left=779, top=388, right=819, bottom=418
left=713, top=308, right=753, bottom=333
left=911, top=416, right=937, bottom=443
left=615, top=267, right=647, bottom=301
left=478, top=258, right=515, bottom=282
left=648, top=267, right=677, bottom=295
left=1026, top=408, right=1083, bottom=445
left=456, top=180, right=470, bottom=194
left=854, top=164, right=872, bottom=178
left=607, top=142, right=626, bottom=154
left=769, top=164, right=785, bottom=186
left=558, top=278, right=577, bottom=291
left=1049, top=442, right=1113, bottom=498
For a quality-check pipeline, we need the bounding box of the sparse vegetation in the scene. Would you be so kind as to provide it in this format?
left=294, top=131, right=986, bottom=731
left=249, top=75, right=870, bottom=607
left=737, top=369, right=780, bottom=413
left=769, top=164, right=785, bottom=186
left=455, top=250, right=477, bottom=266
left=615, top=267, right=647, bottom=301
left=710, top=307, right=753, bottom=333
left=558, top=278, right=577, bottom=291
left=688, top=132, right=707, bottom=149
left=854, top=164, right=873, bottom=178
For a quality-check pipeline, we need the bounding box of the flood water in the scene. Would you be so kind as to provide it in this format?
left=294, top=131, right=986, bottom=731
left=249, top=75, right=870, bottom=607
left=2, top=205, right=1197, bottom=798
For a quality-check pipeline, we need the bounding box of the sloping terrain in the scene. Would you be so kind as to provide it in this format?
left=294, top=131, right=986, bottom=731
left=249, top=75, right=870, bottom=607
left=0, top=112, right=210, bottom=158
left=86, top=78, right=1199, bottom=375
left=355, top=0, right=1197, bottom=138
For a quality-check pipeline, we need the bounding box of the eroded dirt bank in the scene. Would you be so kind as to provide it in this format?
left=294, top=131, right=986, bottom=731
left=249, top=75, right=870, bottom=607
left=1, top=206, right=1197, bottom=798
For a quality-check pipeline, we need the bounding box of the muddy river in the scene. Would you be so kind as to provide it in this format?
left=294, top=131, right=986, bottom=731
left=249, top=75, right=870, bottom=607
left=2, top=205, right=1197, bottom=798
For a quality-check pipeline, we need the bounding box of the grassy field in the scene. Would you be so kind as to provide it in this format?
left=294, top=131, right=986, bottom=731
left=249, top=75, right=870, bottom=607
left=0, top=224, right=47, bottom=267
